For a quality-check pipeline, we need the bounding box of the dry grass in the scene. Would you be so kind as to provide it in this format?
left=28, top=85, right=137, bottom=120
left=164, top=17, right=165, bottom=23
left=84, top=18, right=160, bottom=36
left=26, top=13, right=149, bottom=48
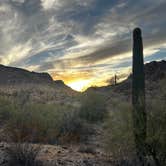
left=5, top=143, right=42, bottom=166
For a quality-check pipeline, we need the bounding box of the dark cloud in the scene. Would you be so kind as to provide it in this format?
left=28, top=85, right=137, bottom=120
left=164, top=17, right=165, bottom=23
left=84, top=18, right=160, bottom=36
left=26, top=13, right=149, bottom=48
left=37, top=28, right=166, bottom=72
left=0, top=0, right=165, bottom=85
left=10, top=0, right=42, bottom=15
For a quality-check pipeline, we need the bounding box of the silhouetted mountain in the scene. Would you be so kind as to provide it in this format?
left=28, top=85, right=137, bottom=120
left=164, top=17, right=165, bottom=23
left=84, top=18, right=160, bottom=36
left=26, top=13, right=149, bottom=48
left=0, top=64, right=53, bottom=85
left=86, top=60, right=166, bottom=94
left=144, top=60, right=166, bottom=80
left=0, top=64, right=77, bottom=104
left=54, top=80, right=66, bottom=86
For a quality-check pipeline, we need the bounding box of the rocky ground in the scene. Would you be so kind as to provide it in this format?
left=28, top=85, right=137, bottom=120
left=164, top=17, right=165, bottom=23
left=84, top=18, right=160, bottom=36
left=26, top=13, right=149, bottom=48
left=0, top=142, right=112, bottom=166
left=0, top=125, right=112, bottom=166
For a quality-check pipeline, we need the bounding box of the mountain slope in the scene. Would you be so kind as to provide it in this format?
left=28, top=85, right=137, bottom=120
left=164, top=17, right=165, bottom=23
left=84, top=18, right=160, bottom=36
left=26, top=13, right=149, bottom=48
left=86, top=60, right=166, bottom=99
left=0, top=64, right=53, bottom=85
left=0, top=64, right=78, bottom=105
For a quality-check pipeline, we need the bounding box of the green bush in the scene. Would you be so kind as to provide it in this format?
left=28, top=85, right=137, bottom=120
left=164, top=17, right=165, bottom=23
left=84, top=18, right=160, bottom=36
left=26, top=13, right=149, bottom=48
left=5, top=104, right=59, bottom=143
left=146, top=98, right=166, bottom=166
left=0, top=94, right=100, bottom=144
left=1, top=101, right=89, bottom=144
left=79, top=91, right=107, bottom=123
left=55, top=109, right=91, bottom=143
left=103, top=98, right=166, bottom=165
left=103, top=101, right=136, bottom=160
left=0, top=97, right=16, bottom=122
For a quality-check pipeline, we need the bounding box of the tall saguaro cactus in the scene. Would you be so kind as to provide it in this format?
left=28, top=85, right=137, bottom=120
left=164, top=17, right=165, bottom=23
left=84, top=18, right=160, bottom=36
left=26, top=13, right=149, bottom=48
left=132, top=28, right=146, bottom=164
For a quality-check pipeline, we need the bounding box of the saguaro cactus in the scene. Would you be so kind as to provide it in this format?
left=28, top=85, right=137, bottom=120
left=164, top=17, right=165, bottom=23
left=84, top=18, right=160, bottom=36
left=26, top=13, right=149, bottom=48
left=114, top=74, right=117, bottom=85
left=132, top=28, right=146, bottom=164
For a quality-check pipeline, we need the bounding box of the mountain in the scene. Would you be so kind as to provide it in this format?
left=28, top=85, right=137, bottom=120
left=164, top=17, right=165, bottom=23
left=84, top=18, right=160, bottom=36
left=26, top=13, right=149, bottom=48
left=86, top=60, right=166, bottom=99
left=144, top=60, right=166, bottom=80
left=0, top=60, right=165, bottom=104
left=0, top=64, right=78, bottom=105
left=0, top=64, right=74, bottom=87
left=0, top=64, right=53, bottom=85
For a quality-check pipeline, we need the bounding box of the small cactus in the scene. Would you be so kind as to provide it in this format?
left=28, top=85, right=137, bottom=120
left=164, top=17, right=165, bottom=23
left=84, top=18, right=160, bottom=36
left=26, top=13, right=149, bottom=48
left=114, top=74, right=117, bottom=85
left=132, top=28, right=146, bottom=164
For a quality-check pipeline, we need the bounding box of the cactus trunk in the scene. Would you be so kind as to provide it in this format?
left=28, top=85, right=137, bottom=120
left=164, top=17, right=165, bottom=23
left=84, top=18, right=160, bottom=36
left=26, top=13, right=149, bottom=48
left=132, top=28, right=146, bottom=165
left=114, top=74, right=117, bottom=85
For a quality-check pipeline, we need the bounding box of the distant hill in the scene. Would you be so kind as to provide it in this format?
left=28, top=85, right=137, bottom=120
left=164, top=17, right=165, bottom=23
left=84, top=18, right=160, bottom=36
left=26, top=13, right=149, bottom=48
left=0, top=64, right=78, bottom=105
left=0, top=60, right=165, bottom=104
left=86, top=60, right=166, bottom=97
left=144, top=60, right=166, bottom=80
left=0, top=64, right=72, bottom=87
left=0, top=64, right=52, bottom=85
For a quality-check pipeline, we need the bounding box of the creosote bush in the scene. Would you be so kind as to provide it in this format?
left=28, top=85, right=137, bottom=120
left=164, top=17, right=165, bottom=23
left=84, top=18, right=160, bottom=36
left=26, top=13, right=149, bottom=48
left=103, top=101, right=136, bottom=161
left=0, top=98, right=89, bottom=144
left=103, top=97, right=166, bottom=165
left=0, top=97, right=16, bottom=122
left=146, top=98, right=166, bottom=166
left=79, top=91, right=107, bottom=123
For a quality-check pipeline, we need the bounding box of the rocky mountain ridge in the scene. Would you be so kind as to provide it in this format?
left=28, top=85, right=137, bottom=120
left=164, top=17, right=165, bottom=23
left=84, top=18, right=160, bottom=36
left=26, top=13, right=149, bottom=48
left=0, top=64, right=77, bottom=105
left=0, top=64, right=53, bottom=85
left=87, top=60, right=166, bottom=92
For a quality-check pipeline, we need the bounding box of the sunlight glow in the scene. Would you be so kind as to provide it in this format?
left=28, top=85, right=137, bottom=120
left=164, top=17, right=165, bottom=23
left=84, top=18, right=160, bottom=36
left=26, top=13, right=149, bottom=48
left=67, top=80, right=91, bottom=92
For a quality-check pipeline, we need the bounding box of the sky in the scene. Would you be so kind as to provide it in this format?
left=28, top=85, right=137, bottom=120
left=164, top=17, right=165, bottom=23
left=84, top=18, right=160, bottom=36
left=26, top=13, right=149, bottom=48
left=0, top=0, right=166, bottom=91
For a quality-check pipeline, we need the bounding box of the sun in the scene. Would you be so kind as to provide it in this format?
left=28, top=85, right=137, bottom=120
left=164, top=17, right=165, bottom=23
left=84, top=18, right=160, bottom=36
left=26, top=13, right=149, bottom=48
left=67, top=80, right=91, bottom=92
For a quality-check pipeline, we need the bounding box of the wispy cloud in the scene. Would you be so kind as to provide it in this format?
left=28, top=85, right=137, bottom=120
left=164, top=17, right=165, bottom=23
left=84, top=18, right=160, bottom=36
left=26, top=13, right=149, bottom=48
left=0, top=0, right=166, bottom=88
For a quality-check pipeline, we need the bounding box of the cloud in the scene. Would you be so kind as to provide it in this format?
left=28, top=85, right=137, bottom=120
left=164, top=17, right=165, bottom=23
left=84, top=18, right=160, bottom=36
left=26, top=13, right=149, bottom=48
left=0, top=0, right=166, bottom=87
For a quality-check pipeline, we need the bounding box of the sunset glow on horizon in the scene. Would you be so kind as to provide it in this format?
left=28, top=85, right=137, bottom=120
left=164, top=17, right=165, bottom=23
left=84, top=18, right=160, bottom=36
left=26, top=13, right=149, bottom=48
left=67, top=79, right=91, bottom=92
left=0, top=0, right=165, bottom=87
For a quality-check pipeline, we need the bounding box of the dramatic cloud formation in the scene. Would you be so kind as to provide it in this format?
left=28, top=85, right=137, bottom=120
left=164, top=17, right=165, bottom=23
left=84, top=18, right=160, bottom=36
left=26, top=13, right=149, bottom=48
left=0, top=0, right=166, bottom=90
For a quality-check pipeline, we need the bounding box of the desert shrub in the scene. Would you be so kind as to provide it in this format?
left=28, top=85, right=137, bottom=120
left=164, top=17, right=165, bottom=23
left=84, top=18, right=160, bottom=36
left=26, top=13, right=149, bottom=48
left=79, top=91, right=107, bottom=123
left=146, top=98, right=166, bottom=166
left=4, top=103, right=89, bottom=144
left=0, top=97, right=16, bottom=122
left=103, top=98, right=166, bottom=165
left=103, top=101, right=136, bottom=161
left=56, top=110, right=92, bottom=143
left=5, top=104, right=55, bottom=143
left=5, top=143, right=41, bottom=166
